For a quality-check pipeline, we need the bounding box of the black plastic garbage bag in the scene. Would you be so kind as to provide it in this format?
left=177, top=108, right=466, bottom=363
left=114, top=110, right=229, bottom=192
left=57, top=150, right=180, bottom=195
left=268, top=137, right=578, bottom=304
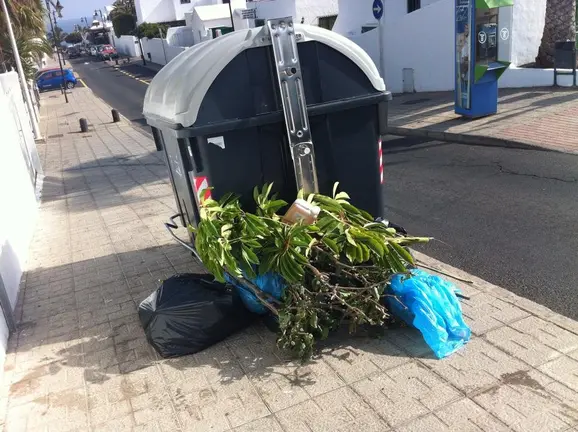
left=138, top=273, right=256, bottom=358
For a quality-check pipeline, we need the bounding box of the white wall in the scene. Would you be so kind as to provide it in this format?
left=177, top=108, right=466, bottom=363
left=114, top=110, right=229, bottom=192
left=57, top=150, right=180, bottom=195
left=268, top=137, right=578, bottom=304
left=249, top=0, right=296, bottom=21
left=296, top=0, right=338, bottom=25
left=135, top=0, right=176, bottom=24
left=141, top=37, right=187, bottom=65
left=0, top=72, right=41, bottom=373
left=136, top=0, right=222, bottom=24
left=511, top=0, right=547, bottom=66
left=335, top=0, right=548, bottom=93
left=166, top=26, right=195, bottom=47
left=335, top=0, right=454, bottom=93
left=174, top=0, right=218, bottom=21
left=114, top=35, right=142, bottom=57
left=246, top=0, right=337, bottom=25
left=499, top=66, right=576, bottom=88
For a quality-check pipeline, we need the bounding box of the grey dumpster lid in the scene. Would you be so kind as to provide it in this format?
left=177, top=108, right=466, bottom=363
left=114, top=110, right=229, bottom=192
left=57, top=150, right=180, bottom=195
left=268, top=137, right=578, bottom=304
left=143, top=24, right=386, bottom=128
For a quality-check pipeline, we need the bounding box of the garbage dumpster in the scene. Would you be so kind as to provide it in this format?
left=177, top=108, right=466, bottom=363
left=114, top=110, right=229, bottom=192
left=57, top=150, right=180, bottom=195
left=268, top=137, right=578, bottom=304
left=143, top=19, right=392, bottom=234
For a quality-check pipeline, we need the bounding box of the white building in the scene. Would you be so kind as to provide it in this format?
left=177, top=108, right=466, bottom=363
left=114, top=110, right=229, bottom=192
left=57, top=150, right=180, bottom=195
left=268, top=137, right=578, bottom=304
left=135, top=0, right=338, bottom=28
left=333, top=0, right=547, bottom=93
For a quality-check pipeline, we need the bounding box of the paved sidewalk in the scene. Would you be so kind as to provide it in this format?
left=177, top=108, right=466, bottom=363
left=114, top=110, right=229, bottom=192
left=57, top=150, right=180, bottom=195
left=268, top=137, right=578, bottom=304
left=2, top=86, right=578, bottom=431
left=388, top=88, right=578, bottom=154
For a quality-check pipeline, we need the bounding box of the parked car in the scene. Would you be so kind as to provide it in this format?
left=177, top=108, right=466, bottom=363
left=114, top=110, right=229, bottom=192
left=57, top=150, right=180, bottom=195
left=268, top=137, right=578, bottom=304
left=97, top=44, right=118, bottom=61
left=36, top=68, right=77, bottom=91
left=67, top=47, right=81, bottom=59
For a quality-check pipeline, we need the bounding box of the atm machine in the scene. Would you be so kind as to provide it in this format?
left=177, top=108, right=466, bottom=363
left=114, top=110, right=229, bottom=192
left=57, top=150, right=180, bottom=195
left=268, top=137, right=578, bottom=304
left=454, top=0, right=513, bottom=118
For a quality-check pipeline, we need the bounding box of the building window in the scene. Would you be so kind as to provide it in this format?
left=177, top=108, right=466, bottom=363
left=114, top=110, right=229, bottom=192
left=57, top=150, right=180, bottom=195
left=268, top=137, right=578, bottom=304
left=318, top=15, right=337, bottom=30
left=408, top=0, right=421, bottom=13
left=255, top=19, right=265, bottom=27
left=180, top=0, right=191, bottom=3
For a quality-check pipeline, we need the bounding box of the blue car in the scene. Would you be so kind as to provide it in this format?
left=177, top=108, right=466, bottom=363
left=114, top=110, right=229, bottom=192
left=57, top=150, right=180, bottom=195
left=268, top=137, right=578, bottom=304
left=36, top=68, right=77, bottom=91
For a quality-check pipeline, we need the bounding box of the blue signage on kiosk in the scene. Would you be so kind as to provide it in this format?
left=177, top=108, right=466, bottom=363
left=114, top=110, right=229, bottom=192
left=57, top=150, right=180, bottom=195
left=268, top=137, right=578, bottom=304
left=455, top=0, right=513, bottom=118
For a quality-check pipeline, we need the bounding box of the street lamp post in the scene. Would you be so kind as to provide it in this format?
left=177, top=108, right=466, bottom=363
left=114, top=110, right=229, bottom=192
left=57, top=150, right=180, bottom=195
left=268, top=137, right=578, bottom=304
left=45, top=0, right=68, bottom=103
left=0, top=0, right=42, bottom=138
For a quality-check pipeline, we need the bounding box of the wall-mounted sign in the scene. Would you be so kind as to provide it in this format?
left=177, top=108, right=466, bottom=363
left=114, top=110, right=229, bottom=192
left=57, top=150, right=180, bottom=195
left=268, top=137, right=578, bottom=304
left=240, top=8, right=257, bottom=20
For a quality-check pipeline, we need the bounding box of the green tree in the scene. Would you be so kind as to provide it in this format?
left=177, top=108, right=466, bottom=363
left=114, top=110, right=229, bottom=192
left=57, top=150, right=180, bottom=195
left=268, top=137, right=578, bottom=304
left=46, top=26, right=65, bottom=47
left=64, top=31, right=83, bottom=44
left=109, top=0, right=137, bottom=37
left=0, top=0, right=52, bottom=78
left=536, top=0, right=577, bottom=67
left=112, top=13, right=137, bottom=37
left=135, top=22, right=167, bottom=39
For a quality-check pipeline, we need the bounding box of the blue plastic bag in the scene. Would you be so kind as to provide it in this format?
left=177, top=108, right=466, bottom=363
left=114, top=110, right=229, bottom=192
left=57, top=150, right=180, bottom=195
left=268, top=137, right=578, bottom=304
left=387, top=269, right=471, bottom=358
left=225, top=272, right=286, bottom=315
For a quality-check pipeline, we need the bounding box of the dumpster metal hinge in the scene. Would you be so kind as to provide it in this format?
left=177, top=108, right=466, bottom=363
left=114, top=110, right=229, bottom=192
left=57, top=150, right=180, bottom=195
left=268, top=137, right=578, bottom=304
left=267, top=17, right=319, bottom=194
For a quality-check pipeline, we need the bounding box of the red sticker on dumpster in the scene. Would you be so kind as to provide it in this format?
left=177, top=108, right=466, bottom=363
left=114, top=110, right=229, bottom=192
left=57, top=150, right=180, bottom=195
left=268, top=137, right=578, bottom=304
left=194, top=176, right=211, bottom=202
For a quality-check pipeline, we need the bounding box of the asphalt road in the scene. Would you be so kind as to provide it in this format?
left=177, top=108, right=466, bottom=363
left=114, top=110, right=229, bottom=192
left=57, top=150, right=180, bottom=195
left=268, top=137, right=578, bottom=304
left=383, top=136, right=578, bottom=319
left=69, top=57, right=155, bottom=134
left=68, top=58, right=578, bottom=319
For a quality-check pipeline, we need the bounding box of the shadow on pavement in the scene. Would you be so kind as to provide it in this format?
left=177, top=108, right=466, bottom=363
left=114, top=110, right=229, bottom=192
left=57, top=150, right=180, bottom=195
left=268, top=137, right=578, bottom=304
left=7, top=244, right=432, bottom=409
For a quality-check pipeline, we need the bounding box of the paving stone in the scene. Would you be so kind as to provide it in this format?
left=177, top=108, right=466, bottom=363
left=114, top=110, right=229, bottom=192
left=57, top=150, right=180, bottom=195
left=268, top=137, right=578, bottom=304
left=511, top=316, right=578, bottom=353
left=539, top=355, right=578, bottom=392
left=233, top=415, right=284, bottom=432
left=485, top=325, right=563, bottom=366
left=275, top=387, right=374, bottom=432
left=352, top=361, right=460, bottom=427
left=421, top=338, right=527, bottom=395
left=460, top=293, right=529, bottom=335
left=473, top=369, right=578, bottom=432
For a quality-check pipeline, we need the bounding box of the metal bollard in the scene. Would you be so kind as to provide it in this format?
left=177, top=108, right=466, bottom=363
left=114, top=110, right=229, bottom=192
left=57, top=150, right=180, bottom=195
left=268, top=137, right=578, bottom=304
left=79, top=118, right=88, bottom=132
left=111, top=109, right=120, bottom=123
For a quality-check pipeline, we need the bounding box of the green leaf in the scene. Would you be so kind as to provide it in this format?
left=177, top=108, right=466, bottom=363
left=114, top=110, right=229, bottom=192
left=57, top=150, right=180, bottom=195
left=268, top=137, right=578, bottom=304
left=242, top=244, right=260, bottom=264
left=335, top=191, right=350, bottom=201
left=332, top=182, right=340, bottom=198
left=322, top=237, right=340, bottom=255
left=390, top=242, right=415, bottom=265
left=265, top=199, right=288, bottom=214
left=363, top=236, right=385, bottom=257
left=221, top=223, right=233, bottom=238
left=253, top=186, right=260, bottom=204
left=345, top=229, right=357, bottom=246
left=345, top=245, right=357, bottom=263
left=297, top=189, right=304, bottom=200
left=310, top=313, right=319, bottom=329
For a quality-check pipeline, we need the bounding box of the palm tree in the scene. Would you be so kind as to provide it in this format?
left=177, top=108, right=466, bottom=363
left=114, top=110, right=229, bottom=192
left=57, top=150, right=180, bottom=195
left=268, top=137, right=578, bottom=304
left=0, top=0, right=51, bottom=78
left=109, top=0, right=137, bottom=37
left=536, top=0, right=577, bottom=67
left=110, top=0, right=136, bottom=16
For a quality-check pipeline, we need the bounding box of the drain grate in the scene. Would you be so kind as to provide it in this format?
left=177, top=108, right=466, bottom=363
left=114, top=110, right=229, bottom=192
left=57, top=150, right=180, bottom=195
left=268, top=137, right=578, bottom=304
left=48, top=134, right=64, bottom=138
left=401, top=98, right=432, bottom=105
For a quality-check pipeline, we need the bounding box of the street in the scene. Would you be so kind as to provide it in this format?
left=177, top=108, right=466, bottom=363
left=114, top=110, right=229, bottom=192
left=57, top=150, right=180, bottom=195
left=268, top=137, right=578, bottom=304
left=383, top=136, right=578, bottom=319
left=68, top=57, right=155, bottom=134
left=69, top=59, right=578, bottom=320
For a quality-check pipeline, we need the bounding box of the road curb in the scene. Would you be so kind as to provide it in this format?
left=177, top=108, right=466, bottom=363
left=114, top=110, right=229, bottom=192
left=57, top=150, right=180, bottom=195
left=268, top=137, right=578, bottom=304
left=386, top=126, right=561, bottom=153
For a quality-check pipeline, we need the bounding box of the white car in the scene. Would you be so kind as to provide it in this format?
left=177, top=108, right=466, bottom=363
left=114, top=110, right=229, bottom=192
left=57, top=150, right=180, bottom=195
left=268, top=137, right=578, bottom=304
left=90, top=46, right=98, bottom=56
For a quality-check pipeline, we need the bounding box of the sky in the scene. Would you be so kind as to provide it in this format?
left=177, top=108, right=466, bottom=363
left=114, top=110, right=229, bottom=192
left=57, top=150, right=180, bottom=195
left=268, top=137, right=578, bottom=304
left=58, top=0, right=113, bottom=21
left=46, top=0, right=113, bottom=33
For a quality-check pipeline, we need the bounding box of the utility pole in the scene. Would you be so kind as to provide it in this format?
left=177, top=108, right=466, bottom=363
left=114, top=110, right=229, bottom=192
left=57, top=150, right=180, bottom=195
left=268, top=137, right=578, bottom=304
left=0, top=0, right=42, bottom=138
left=159, top=27, right=168, bottom=64
left=46, top=0, right=68, bottom=103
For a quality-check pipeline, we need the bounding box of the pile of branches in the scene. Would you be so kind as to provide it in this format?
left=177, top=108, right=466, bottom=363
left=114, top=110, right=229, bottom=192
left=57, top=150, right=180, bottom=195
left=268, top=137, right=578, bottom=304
left=193, top=184, right=430, bottom=359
